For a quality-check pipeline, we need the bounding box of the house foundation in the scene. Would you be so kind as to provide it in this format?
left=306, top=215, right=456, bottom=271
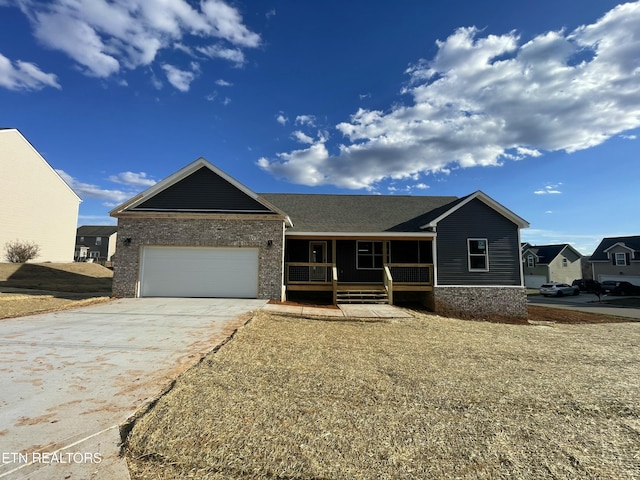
left=432, top=286, right=527, bottom=321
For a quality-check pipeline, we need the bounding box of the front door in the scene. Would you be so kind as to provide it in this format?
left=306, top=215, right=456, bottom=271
left=309, top=241, right=327, bottom=281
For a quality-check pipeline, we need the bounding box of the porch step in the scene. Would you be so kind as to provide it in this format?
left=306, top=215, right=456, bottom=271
left=336, top=289, right=389, bottom=304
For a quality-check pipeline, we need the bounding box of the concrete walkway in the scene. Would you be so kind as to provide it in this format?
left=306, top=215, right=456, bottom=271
left=0, top=298, right=266, bottom=480
left=261, top=303, right=413, bottom=318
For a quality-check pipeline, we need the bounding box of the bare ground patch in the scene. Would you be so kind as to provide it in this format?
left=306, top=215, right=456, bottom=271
left=0, top=291, right=111, bottom=319
left=124, top=310, right=640, bottom=479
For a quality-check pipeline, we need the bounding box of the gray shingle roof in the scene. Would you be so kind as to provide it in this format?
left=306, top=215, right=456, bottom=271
left=259, top=193, right=459, bottom=233
left=590, top=236, right=640, bottom=260
left=523, top=244, right=568, bottom=265
left=77, top=225, right=118, bottom=236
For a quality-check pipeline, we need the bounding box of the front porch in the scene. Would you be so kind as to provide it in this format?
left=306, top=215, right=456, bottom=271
left=283, top=237, right=434, bottom=305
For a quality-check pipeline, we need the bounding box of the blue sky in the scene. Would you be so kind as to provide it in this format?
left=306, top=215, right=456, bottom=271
left=1, top=0, right=638, bottom=255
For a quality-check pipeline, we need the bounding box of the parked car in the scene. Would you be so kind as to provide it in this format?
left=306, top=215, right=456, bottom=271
left=609, top=281, right=640, bottom=296
left=600, top=281, right=619, bottom=294
left=539, top=283, right=580, bottom=297
left=572, top=279, right=587, bottom=291
left=572, top=279, right=602, bottom=293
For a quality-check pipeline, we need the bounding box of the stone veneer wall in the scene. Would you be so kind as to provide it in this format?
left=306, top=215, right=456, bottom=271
left=112, top=216, right=284, bottom=300
left=433, top=286, right=527, bottom=321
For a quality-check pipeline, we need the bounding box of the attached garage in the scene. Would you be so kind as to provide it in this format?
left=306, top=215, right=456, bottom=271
left=139, top=246, right=259, bottom=298
left=524, top=275, right=547, bottom=288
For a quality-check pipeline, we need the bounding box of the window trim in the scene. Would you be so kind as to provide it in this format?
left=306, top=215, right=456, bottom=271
left=95, top=237, right=102, bottom=246
left=526, top=255, right=535, bottom=268
left=562, top=258, right=568, bottom=268
left=356, top=240, right=390, bottom=270
left=468, top=238, right=489, bottom=272
left=615, top=252, right=627, bottom=266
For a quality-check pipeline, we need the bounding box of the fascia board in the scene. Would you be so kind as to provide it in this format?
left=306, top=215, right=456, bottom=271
left=603, top=242, right=635, bottom=253
left=284, top=231, right=436, bottom=238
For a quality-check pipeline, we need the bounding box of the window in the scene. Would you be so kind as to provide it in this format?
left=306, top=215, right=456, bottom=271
left=562, top=258, right=568, bottom=268
left=90, top=251, right=100, bottom=258
left=79, top=236, right=84, bottom=243
left=468, top=238, right=489, bottom=271
left=615, top=252, right=627, bottom=266
left=356, top=241, right=389, bottom=269
left=95, top=237, right=102, bottom=246
left=527, top=255, right=535, bottom=268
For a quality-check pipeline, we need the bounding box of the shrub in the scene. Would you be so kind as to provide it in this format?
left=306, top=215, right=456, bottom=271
left=4, top=240, right=41, bottom=263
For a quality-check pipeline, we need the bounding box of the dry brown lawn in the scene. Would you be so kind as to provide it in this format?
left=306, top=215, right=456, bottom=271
left=0, top=262, right=113, bottom=319
left=125, top=309, right=640, bottom=480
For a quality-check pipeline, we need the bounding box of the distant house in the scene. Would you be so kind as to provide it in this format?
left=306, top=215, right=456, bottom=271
left=0, top=128, right=80, bottom=262
left=110, top=158, right=530, bottom=320
left=75, top=226, right=118, bottom=263
left=521, top=243, right=582, bottom=288
left=590, top=236, right=640, bottom=285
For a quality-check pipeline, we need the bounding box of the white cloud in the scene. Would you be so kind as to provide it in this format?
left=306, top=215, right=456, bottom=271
left=57, top=170, right=130, bottom=202
left=162, top=63, right=198, bottom=91
left=16, top=0, right=259, bottom=80
left=295, top=115, right=316, bottom=126
left=196, top=44, right=245, bottom=65
left=276, top=113, right=288, bottom=125
left=215, top=78, right=232, bottom=86
left=260, top=2, right=640, bottom=189
left=534, top=184, right=563, bottom=195
left=292, top=131, right=314, bottom=144
left=0, top=52, right=61, bottom=90
left=108, top=171, right=156, bottom=187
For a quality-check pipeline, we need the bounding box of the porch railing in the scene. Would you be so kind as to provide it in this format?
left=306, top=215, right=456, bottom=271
left=383, top=265, right=393, bottom=305
left=387, top=263, right=433, bottom=285
left=284, top=261, right=433, bottom=305
left=285, top=262, right=333, bottom=284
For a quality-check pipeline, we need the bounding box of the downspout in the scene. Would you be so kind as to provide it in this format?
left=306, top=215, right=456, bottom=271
left=517, top=228, right=525, bottom=287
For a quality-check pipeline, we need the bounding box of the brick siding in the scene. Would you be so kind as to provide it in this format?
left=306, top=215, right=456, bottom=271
left=112, top=217, right=284, bottom=299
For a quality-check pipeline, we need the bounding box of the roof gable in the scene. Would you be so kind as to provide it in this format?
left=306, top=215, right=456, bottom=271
left=520, top=244, right=582, bottom=264
left=111, top=158, right=288, bottom=220
left=0, top=128, right=81, bottom=202
left=591, top=236, right=640, bottom=261
left=420, top=191, right=529, bottom=229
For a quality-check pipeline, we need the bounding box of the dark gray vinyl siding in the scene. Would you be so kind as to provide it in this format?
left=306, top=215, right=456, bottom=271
left=436, top=199, right=521, bottom=285
left=133, top=167, right=275, bottom=213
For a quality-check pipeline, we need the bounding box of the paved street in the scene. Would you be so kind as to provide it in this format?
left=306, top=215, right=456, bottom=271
left=528, top=293, right=640, bottom=320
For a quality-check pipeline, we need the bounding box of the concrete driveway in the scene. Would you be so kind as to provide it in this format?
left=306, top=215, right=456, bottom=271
left=0, top=297, right=266, bottom=480
left=528, top=293, right=640, bottom=320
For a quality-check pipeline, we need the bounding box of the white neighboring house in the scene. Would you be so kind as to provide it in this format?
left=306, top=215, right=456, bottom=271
left=0, top=128, right=81, bottom=262
left=521, top=243, right=583, bottom=288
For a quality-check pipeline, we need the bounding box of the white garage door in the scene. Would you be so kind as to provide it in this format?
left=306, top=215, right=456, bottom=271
left=139, top=246, right=259, bottom=298
left=524, top=275, right=547, bottom=288
left=598, top=275, right=640, bottom=285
